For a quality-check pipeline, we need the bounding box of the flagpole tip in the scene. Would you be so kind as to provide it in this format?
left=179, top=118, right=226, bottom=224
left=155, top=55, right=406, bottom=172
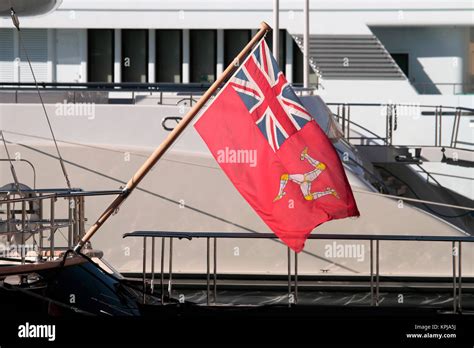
left=260, top=21, right=272, bottom=32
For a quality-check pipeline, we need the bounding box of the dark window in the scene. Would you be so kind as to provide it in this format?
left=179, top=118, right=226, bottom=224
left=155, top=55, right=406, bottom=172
left=122, top=29, right=148, bottom=83
left=292, top=40, right=303, bottom=84
left=88, top=29, right=114, bottom=82
left=190, top=30, right=216, bottom=83
left=156, top=30, right=182, bottom=83
left=265, top=29, right=287, bottom=70
left=224, top=30, right=251, bottom=67
left=390, top=53, right=409, bottom=77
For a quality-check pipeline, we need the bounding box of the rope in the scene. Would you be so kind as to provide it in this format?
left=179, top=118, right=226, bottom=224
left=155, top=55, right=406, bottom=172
left=11, top=8, right=72, bottom=189
left=353, top=189, right=474, bottom=211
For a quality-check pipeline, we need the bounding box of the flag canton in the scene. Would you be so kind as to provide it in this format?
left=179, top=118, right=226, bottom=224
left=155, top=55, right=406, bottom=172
left=229, top=39, right=313, bottom=152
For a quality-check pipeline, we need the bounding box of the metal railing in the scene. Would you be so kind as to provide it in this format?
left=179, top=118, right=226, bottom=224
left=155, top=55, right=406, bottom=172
left=0, top=159, right=37, bottom=189
left=328, top=102, right=474, bottom=151
left=0, top=188, right=122, bottom=263
left=0, top=82, right=320, bottom=106
left=411, top=82, right=474, bottom=95
left=123, top=231, right=474, bottom=313
left=0, top=82, right=210, bottom=106
left=0, top=82, right=212, bottom=92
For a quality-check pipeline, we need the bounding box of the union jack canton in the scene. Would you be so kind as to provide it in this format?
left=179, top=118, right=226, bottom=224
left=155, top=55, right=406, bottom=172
left=229, top=39, right=313, bottom=152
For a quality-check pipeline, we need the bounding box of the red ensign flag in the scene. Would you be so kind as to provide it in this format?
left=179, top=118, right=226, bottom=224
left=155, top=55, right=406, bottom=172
left=195, top=39, right=359, bottom=252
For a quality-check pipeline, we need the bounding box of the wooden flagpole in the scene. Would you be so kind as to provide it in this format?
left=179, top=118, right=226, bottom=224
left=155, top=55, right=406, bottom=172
left=73, top=22, right=272, bottom=253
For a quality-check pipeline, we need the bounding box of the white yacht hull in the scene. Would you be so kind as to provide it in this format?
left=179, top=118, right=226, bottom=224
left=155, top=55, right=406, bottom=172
left=0, top=101, right=472, bottom=277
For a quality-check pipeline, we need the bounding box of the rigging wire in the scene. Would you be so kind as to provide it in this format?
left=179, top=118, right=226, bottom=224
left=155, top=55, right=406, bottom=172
left=353, top=189, right=474, bottom=212
left=0, top=130, right=21, bottom=194
left=10, top=8, right=72, bottom=190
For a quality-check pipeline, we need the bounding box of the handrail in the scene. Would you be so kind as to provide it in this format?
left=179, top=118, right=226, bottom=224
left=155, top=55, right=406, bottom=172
left=0, top=82, right=212, bottom=92
left=0, top=82, right=322, bottom=94
left=0, top=189, right=123, bottom=204
left=410, top=82, right=474, bottom=95
left=1, top=83, right=471, bottom=111
left=0, top=188, right=83, bottom=194
left=0, top=158, right=36, bottom=189
left=123, top=231, right=474, bottom=242
left=123, top=230, right=471, bottom=311
left=327, top=102, right=474, bottom=113
left=329, top=103, right=474, bottom=152
left=0, top=187, right=94, bottom=260
left=332, top=112, right=387, bottom=144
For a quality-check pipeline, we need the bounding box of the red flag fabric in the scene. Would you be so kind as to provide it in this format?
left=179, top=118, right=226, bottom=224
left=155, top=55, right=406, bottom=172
left=195, top=39, right=359, bottom=252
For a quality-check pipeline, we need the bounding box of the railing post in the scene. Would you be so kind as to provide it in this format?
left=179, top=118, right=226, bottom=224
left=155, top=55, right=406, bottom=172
left=21, top=200, right=26, bottom=264
left=79, top=196, right=85, bottom=242
left=458, top=241, right=462, bottom=313
left=341, top=104, right=346, bottom=137
left=455, top=108, right=461, bottom=149
left=50, top=197, right=55, bottom=260
left=389, top=105, right=393, bottom=145
left=439, top=105, right=443, bottom=146
left=68, top=198, right=73, bottom=249
left=73, top=197, right=80, bottom=245
left=346, top=105, right=351, bottom=139
left=450, top=109, right=457, bottom=148
left=160, top=237, right=165, bottom=304
left=385, top=104, right=390, bottom=145
left=168, top=237, right=173, bottom=298
left=294, top=250, right=298, bottom=304
left=370, top=239, right=374, bottom=306
left=336, top=104, right=341, bottom=126
left=38, top=194, right=44, bottom=256
left=393, top=104, right=398, bottom=132
left=451, top=108, right=461, bottom=149
left=206, top=237, right=210, bottom=306
left=213, top=237, right=217, bottom=304
left=151, top=237, right=155, bottom=294
left=452, top=241, right=457, bottom=313
left=287, top=246, right=292, bottom=307
left=376, top=240, right=380, bottom=306
left=6, top=200, right=11, bottom=242
left=142, top=236, right=147, bottom=304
